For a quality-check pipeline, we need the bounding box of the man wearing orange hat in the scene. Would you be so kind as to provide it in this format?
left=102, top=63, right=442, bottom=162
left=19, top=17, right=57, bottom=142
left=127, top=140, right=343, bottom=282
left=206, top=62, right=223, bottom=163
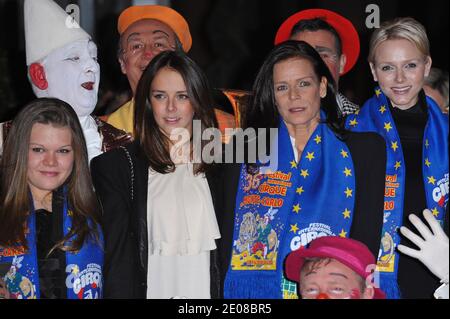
left=275, top=9, right=360, bottom=116
left=106, top=5, right=236, bottom=136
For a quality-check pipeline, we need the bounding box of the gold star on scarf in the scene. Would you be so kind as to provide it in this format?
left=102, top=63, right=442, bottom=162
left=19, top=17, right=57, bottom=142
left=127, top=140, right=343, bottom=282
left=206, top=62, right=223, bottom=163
left=296, top=186, right=304, bottom=195
left=340, top=149, right=349, bottom=158
left=292, top=204, right=301, bottom=214
left=355, top=109, right=360, bottom=115
left=391, top=141, right=399, bottom=152
left=425, top=139, right=430, bottom=148
left=349, top=118, right=358, bottom=127
left=290, top=160, right=297, bottom=169
left=431, top=207, right=439, bottom=217
left=425, top=158, right=431, bottom=167
left=314, top=135, right=322, bottom=144
left=379, top=105, right=386, bottom=114
left=305, top=152, right=315, bottom=161
left=72, top=265, right=80, bottom=275
left=384, top=122, right=393, bottom=132
left=344, top=187, right=353, bottom=198
left=394, top=161, right=402, bottom=170
left=342, top=208, right=351, bottom=219
left=428, top=176, right=436, bottom=185
left=339, top=229, right=347, bottom=238
left=375, top=89, right=381, bottom=97
left=343, top=167, right=352, bottom=177
left=290, top=223, right=299, bottom=233
left=300, top=169, right=309, bottom=178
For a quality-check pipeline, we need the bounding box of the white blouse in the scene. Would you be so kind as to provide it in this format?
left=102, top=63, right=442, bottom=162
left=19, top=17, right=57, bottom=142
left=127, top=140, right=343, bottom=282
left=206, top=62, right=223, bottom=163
left=146, top=163, right=221, bottom=299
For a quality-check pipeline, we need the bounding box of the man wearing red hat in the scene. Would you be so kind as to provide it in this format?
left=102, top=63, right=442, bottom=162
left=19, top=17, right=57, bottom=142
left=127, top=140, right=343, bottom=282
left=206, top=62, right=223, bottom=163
left=106, top=5, right=236, bottom=137
left=285, top=236, right=386, bottom=299
left=275, top=9, right=360, bottom=116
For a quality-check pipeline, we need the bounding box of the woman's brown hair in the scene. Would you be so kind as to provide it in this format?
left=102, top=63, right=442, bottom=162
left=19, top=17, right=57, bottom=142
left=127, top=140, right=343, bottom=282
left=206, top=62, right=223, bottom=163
left=0, top=98, right=101, bottom=253
left=134, top=50, right=218, bottom=175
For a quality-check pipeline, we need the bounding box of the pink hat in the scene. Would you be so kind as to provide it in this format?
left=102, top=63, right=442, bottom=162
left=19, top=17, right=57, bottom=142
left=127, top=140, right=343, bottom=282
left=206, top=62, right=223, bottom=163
left=285, top=236, right=386, bottom=299
left=274, top=9, right=360, bottom=75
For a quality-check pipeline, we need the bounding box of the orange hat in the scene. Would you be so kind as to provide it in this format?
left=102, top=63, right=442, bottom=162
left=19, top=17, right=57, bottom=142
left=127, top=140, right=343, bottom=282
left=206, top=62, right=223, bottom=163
left=274, top=9, right=360, bottom=75
left=118, top=5, right=192, bottom=52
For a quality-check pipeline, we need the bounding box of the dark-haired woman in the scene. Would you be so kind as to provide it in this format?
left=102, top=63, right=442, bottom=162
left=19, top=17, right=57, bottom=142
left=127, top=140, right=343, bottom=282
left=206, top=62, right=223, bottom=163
left=220, top=40, right=387, bottom=299
left=0, top=98, right=103, bottom=299
left=91, top=50, right=224, bottom=299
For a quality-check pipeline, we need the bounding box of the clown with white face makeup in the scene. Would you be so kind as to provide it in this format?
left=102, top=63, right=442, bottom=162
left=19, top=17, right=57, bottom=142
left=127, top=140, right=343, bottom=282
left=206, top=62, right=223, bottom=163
left=0, top=0, right=132, bottom=162
left=32, top=39, right=100, bottom=118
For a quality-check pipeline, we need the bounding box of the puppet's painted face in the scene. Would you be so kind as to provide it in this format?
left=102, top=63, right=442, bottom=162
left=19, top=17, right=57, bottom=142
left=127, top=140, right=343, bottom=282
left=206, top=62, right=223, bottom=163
left=41, top=38, right=100, bottom=117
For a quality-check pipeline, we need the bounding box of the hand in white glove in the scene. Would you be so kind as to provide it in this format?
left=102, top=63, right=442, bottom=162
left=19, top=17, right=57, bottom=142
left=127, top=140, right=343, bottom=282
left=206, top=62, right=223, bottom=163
left=398, top=209, right=449, bottom=281
left=79, top=116, right=102, bottom=162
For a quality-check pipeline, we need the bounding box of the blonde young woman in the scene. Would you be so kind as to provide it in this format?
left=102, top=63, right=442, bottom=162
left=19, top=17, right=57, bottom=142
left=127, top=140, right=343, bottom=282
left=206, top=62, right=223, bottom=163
left=346, top=17, right=448, bottom=299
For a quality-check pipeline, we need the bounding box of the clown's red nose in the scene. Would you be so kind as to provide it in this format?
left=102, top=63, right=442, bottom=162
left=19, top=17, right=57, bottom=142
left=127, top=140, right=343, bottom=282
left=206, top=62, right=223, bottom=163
left=316, top=293, right=330, bottom=299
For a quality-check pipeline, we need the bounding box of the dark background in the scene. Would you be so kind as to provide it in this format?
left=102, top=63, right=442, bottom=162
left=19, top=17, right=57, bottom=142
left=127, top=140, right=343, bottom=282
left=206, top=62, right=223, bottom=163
left=0, top=0, right=448, bottom=121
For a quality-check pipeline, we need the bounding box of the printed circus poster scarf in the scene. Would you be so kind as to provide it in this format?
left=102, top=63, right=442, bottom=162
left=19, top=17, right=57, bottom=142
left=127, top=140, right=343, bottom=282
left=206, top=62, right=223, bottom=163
left=224, top=117, right=355, bottom=299
left=0, top=189, right=104, bottom=299
left=346, top=87, right=449, bottom=299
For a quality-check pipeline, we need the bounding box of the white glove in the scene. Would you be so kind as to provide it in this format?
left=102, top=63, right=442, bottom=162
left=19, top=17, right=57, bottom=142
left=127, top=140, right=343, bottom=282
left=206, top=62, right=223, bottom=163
left=79, top=116, right=102, bottom=162
left=398, top=209, right=449, bottom=281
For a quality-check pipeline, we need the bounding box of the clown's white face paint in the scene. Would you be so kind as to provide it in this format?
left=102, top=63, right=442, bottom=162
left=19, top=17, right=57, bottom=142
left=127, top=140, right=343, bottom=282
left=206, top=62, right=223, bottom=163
left=38, top=38, right=100, bottom=117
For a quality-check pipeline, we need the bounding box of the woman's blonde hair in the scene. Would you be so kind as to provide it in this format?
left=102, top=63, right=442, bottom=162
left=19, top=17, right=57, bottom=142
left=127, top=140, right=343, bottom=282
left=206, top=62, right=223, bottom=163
left=368, top=17, right=430, bottom=63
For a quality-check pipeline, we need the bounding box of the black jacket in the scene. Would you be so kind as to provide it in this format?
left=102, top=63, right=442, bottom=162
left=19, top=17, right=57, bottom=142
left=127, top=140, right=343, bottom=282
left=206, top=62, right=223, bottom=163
left=91, top=141, right=223, bottom=298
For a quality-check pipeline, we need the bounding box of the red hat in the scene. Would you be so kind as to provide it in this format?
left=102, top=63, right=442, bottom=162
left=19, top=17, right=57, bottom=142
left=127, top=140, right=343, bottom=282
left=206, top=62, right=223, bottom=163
left=285, top=236, right=386, bottom=299
left=274, top=9, right=360, bottom=75
left=118, top=5, right=192, bottom=52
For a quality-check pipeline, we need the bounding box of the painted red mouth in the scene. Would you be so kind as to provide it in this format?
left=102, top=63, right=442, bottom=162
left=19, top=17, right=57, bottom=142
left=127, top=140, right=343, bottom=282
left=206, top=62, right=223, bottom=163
left=81, top=82, right=94, bottom=90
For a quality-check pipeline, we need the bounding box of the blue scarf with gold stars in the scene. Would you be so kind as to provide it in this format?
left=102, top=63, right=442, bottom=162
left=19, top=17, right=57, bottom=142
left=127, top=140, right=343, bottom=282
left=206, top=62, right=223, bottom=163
left=0, top=187, right=103, bottom=299
left=224, top=116, right=355, bottom=299
left=346, top=87, right=448, bottom=299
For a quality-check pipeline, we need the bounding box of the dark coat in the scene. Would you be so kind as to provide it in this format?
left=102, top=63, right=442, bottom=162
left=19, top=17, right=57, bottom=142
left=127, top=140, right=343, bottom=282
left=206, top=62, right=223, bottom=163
left=91, top=141, right=224, bottom=298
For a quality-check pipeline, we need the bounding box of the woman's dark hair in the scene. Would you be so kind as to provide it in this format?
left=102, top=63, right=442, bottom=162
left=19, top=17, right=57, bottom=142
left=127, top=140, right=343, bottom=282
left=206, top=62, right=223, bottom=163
left=0, top=98, right=101, bottom=253
left=134, top=50, right=217, bottom=175
left=245, top=40, right=346, bottom=138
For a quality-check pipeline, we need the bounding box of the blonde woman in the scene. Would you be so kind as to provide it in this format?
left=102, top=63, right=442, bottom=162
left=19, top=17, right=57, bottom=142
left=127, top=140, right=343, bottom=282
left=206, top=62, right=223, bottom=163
left=346, top=17, right=448, bottom=299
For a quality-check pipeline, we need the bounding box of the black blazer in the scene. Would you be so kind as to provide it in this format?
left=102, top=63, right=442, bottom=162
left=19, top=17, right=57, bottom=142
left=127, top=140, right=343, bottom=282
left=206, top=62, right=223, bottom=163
left=217, top=131, right=387, bottom=287
left=91, top=141, right=223, bottom=298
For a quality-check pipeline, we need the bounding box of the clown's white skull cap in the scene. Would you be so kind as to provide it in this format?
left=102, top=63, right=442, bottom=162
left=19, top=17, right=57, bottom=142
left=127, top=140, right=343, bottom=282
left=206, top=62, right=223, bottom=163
left=24, top=0, right=91, bottom=65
